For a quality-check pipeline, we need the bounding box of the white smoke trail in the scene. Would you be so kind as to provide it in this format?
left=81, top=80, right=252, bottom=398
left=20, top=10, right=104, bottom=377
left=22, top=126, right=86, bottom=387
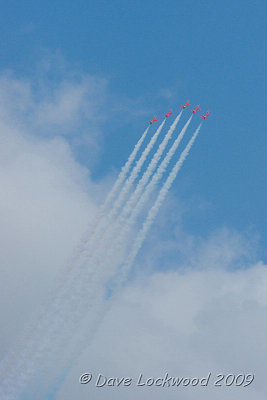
left=83, top=115, right=187, bottom=267
left=71, top=115, right=194, bottom=315
left=88, top=114, right=193, bottom=286
left=103, top=125, right=150, bottom=211
left=73, top=113, right=183, bottom=284
left=35, top=123, right=203, bottom=398
left=0, top=118, right=200, bottom=400
left=66, top=126, right=150, bottom=257
left=115, top=114, right=193, bottom=239
left=26, top=120, right=165, bottom=394
left=40, top=120, right=201, bottom=398
left=71, top=119, right=166, bottom=266
left=88, top=112, right=188, bottom=275
left=118, top=111, right=183, bottom=222
left=0, top=117, right=177, bottom=399
left=42, top=119, right=162, bottom=322
left=115, top=122, right=202, bottom=287
left=109, top=118, right=166, bottom=219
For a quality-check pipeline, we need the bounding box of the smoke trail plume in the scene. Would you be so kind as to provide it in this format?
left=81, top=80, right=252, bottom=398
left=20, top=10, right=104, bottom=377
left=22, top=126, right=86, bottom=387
left=109, top=119, right=166, bottom=219
left=31, top=125, right=152, bottom=320
left=37, top=123, right=204, bottom=398
left=103, top=126, right=150, bottom=211
left=85, top=112, right=184, bottom=277
left=73, top=125, right=150, bottom=250
left=3, top=121, right=167, bottom=397
left=0, top=114, right=203, bottom=400
left=94, top=114, right=193, bottom=282
left=124, top=114, right=193, bottom=230
left=74, top=119, right=166, bottom=265
left=119, top=111, right=183, bottom=221
left=116, top=122, right=202, bottom=286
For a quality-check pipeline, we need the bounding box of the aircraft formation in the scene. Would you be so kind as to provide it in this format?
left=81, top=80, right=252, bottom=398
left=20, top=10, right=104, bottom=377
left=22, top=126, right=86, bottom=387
left=148, top=101, right=211, bottom=124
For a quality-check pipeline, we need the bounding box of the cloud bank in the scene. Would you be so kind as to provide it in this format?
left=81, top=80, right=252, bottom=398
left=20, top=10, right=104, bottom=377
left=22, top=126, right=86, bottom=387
left=0, top=67, right=107, bottom=355
left=58, top=235, right=267, bottom=400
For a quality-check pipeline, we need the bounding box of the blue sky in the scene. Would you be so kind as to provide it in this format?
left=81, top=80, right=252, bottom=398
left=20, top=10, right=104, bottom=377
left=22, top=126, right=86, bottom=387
left=1, top=2, right=267, bottom=399
left=1, top=0, right=266, bottom=252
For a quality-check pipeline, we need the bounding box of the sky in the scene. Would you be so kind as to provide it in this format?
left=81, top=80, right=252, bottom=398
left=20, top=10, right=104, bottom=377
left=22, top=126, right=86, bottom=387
left=0, top=1, right=267, bottom=399
left=1, top=0, right=266, bottom=250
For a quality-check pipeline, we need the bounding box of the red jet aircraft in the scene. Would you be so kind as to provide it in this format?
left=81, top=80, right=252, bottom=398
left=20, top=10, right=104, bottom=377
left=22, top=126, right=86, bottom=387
left=181, top=101, right=191, bottom=109
left=192, top=105, right=201, bottom=113
left=201, top=111, right=211, bottom=119
left=148, top=117, right=158, bottom=125
left=165, top=109, right=174, bottom=117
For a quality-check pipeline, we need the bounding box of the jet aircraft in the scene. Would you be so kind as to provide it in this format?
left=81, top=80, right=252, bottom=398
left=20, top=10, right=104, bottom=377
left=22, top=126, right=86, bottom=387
left=201, top=111, right=211, bottom=119
left=192, top=105, right=201, bottom=113
left=148, top=117, right=158, bottom=124
left=181, top=101, right=191, bottom=109
left=165, top=109, right=174, bottom=117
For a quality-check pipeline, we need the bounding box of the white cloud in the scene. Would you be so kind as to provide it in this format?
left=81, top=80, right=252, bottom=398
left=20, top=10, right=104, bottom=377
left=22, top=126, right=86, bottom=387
left=58, top=243, right=267, bottom=400
left=33, top=76, right=108, bottom=130
left=0, top=69, right=108, bottom=355
left=0, top=67, right=109, bottom=169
